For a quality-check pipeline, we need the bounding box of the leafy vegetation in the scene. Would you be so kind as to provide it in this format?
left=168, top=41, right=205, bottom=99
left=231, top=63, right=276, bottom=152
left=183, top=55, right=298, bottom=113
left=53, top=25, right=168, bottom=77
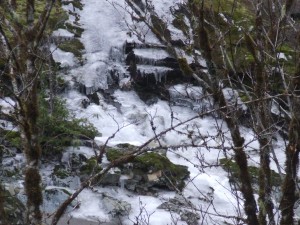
left=38, top=96, right=98, bottom=155
left=58, top=38, right=84, bottom=60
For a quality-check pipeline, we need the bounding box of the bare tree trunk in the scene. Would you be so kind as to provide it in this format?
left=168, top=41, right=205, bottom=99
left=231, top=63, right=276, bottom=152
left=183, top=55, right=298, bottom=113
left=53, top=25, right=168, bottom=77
left=252, top=2, right=275, bottom=224
left=212, top=70, right=259, bottom=225
left=280, top=65, right=300, bottom=225
left=193, top=2, right=259, bottom=223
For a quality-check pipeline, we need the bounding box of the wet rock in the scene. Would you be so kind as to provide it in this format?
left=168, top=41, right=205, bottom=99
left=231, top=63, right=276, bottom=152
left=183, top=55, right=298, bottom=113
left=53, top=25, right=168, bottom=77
left=102, top=193, right=131, bottom=217
left=180, top=210, right=200, bottom=225
left=134, top=83, right=170, bottom=105
left=81, top=98, right=90, bottom=108
left=44, top=187, right=75, bottom=213
left=98, top=172, right=121, bottom=186
left=52, top=173, right=81, bottom=189
left=52, top=162, right=81, bottom=189
left=158, top=195, right=200, bottom=225
left=1, top=187, right=25, bottom=225
left=64, top=152, right=87, bottom=172
left=87, top=92, right=100, bottom=105
left=98, top=89, right=122, bottom=111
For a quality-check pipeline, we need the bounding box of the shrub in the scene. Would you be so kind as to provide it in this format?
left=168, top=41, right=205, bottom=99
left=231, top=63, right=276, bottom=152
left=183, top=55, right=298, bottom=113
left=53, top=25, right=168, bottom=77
left=38, top=96, right=98, bottom=155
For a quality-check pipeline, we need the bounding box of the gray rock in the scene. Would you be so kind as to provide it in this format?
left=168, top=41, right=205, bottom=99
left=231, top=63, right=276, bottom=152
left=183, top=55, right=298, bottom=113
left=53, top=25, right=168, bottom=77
left=1, top=187, right=25, bottom=225
left=99, top=173, right=121, bottom=186
left=52, top=174, right=81, bottom=189
left=158, top=195, right=200, bottom=225
left=102, top=193, right=131, bottom=217
left=44, top=187, right=74, bottom=213
left=180, top=210, right=200, bottom=225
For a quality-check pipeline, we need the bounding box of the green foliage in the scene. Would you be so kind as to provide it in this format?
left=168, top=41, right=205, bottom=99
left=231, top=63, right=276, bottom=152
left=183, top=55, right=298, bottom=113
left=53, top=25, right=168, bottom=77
left=150, top=14, right=171, bottom=41
left=106, top=148, right=126, bottom=161
left=58, top=39, right=84, bottom=60
left=0, top=129, right=21, bottom=149
left=38, top=96, right=98, bottom=155
left=1, top=1, right=68, bottom=36
left=172, top=14, right=189, bottom=37
left=65, top=23, right=84, bottom=37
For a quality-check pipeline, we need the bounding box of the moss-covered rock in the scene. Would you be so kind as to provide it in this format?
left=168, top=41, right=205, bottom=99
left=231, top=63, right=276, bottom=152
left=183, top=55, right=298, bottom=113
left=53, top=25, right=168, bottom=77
left=80, top=157, right=102, bottom=175
left=135, top=152, right=190, bottom=191
left=106, top=148, right=190, bottom=192
left=106, top=148, right=127, bottom=161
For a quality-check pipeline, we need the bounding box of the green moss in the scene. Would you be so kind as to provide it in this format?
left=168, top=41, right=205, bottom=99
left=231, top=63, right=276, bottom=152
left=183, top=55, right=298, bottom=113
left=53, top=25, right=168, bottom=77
left=106, top=149, right=125, bottom=161
left=219, top=158, right=281, bottom=187
left=239, top=92, right=250, bottom=102
left=150, top=14, right=171, bottom=41
left=65, top=23, right=84, bottom=38
left=204, top=0, right=253, bottom=25
left=134, top=152, right=170, bottom=170
left=106, top=149, right=189, bottom=191
left=178, top=58, right=193, bottom=76
left=278, top=44, right=294, bottom=55
left=47, top=8, right=69, bottom=32
left=135, top=152, right=189, bottom=190
left=58, top=39, right=84, bottom=60
left=7, top=1, right=68, bottom=32
left=80, top=157, right=102, bottom=175
left=172, top=14, right=189, bottom=37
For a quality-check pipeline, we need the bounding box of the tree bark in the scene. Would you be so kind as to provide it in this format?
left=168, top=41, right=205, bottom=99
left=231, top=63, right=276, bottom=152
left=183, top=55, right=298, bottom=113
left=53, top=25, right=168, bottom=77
left=0, top=1, right=56, bottom=224
left=0, top=183, right=8, bottom=225
left=252, top=3, right=275, bottom=224
left=280, top=65, right=300, bottom=225
left=20, top=77, right=43, bottom=225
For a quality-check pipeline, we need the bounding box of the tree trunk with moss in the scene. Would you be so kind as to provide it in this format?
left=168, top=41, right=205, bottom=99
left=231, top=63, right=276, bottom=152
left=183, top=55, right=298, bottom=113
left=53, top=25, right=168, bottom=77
left=19, top=63, right=43, bottom=224
left=0, top=1, right=56, bottom=224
